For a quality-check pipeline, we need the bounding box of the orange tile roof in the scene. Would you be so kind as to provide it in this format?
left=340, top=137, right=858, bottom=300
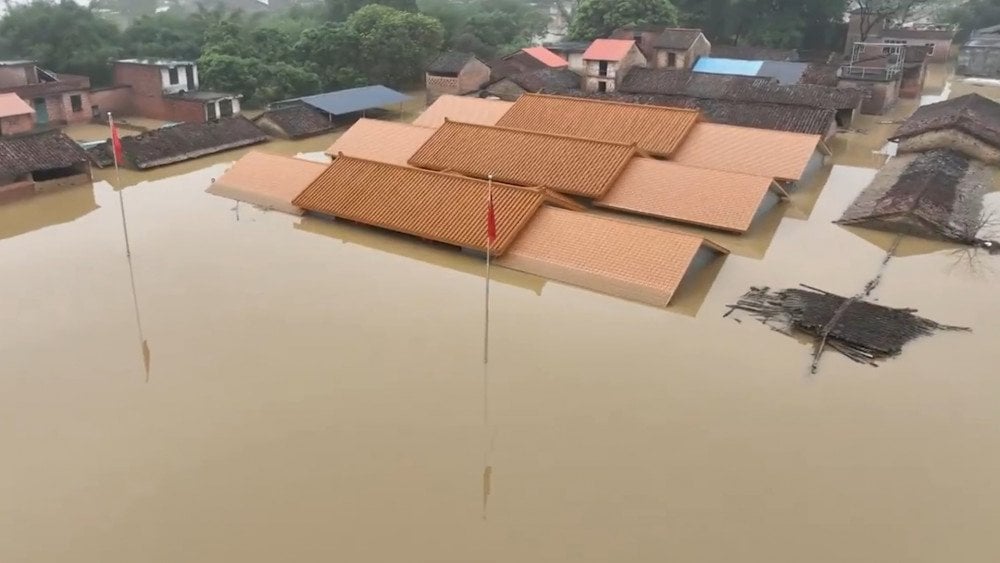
left=411, top=95, right=513, bottom=129
left=583, top=39, right=636, bottom=62
left=497, top=207, right=727, bottom=306
left=0, top=93, right=34, bottom=118
left=598, top=159, right=775, bottom=233
left=496, top=93, right=699, bottom=157
left=407, top=120, right=636, bottom=198
left=324, top=118, right=434, bottom=164
left=670, top=123, right=821, bottom=181
left=521, top=46, right=568, bottom=67
left=292, top=155, right=545, bottom=255
left=206, top=151, right=328, bottom=215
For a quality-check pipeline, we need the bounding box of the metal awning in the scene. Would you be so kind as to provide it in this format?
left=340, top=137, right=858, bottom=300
left=281, top=85, right=411, bottom=116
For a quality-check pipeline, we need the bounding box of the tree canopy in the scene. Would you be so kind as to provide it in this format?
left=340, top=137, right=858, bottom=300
left=946, top=0, right=1000, bottom=41
left=419, top=0, right=547, bottom=60
left=567, top=0, right=679, bottom=41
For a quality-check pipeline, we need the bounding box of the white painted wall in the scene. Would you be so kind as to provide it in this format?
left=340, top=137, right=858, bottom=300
left=160, top=64, right=199, bottom=94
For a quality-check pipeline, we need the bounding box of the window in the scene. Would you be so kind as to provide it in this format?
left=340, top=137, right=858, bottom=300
left=925, top=43, right=935, bottom=55
left=667, top=52, right=677, bottom=67
left=70, top=94, right=83, bottom=112
left=168, top=67, right=179, bottom=85
left=91, top=105, right=100, bottom=118
left=597, top=80, right=607, bottom=93
left=207, top=102, right=218, bottom=121
left=598, top=60, right=609, bottom=77
left=219, top=98, right=234, bottom=118
left=633, top=33, right=642, bottom=45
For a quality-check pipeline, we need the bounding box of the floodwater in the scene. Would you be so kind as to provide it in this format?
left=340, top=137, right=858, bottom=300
left=3, top=66, right=1000, bottom=562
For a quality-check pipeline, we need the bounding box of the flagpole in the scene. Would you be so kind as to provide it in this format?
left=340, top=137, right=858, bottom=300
left=484, top=174, right=493, bottom=365
left=109, top=112, right=131, bottom=258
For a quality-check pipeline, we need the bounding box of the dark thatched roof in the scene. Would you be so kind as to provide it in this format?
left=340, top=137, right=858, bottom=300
left=485, top=68, right=582, bottom=101
left=544, top=89, right=835, bottom=136
left=427, top=51, right=477, bottom=76
left=838, top=149, right=990, bottom=243
left=253, top=104, right=336, bottom=139
left=890, top=93, right=1000, bottom=148
left=619, top=67, right=865, bottom=109
left=119, top=116, right=268, bottom=170
left=653, top=28, right=704, bottom=50
left=0, top=129, right=89, bottom=176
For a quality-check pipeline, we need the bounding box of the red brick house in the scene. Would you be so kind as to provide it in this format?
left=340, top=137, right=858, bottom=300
left=97, top=59, right=242, bottom=123
left=0, top=92, right=35, bottom=136
left=0, top=60, right=93, bottom=126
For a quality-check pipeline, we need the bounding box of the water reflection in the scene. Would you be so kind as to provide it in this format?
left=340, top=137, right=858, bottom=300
left=0, top=183, right=99, bottom=241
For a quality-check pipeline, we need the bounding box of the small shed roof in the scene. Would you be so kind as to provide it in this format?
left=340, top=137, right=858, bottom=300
left=758, top=61, right=810, bottom=84
left=694, top=57, right=764, bottom=76
left=598, top=159, right=776, bottom=233
left=253, top=104, right=336, bottom=139
left=0, top=129, right=89, bottom=176
left=411, top=95, right=513, bottom=128
left=497, top=206, right=727, bottom=307
left=521, top=47, right=568, bottom=68
left=653, top=28, right=705, bottom=50
left=0, top=92, right=34, bottom=118
left=583, top=39, right=637, bottom=62
left=408, top=120, right=636, bottom=198
left=324, top=118, right=435, bottom=164
left=292, top=155, right=545, bottom=256
left=207, top=151, right=328, bottom=215
left=496, top=93, right=699, bottom=157
left=671, top=123, right=820, bottom=181
left=291, top=85, right=410, bottom=116
left=427, top=51, right=478, bottom=75
left=890, top=93, right=1000, bottom=148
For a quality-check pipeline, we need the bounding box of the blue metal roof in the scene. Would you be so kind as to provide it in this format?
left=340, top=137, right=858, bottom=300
left=294, top=85, right=411, bottom=116
left=693, top=57, right=764, bottom=77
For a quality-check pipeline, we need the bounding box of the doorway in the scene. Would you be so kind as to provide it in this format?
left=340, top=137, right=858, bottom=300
left=33, top=98, right=48, bottom=124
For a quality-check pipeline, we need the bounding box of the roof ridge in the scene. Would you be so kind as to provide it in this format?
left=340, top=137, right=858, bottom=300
left=521, top=92, right=700, bottom=116
left=439, top=118, right=638, bottom=149
left=335, top=152, right=543, bottom=193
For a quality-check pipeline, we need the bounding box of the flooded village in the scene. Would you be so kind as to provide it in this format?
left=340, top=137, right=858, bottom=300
left=3, top=2, right=1000, bottom=562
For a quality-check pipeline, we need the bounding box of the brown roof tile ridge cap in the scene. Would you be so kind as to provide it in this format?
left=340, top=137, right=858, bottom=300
left=697, top=121, right=821, bottom=140
left=519, top=92, right=701, bottom=116
left=439, top=118, right=637, bottom=149
left=569, top=209, right=728, bottom=250
left=336, top=152, right=540, bottom=193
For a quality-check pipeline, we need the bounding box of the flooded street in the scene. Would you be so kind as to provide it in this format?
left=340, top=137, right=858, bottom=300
left=3, top=66, right=1000, bottom=562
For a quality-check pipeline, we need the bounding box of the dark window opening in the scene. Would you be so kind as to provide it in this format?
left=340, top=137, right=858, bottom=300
left=185, top=65, right=195, bottom=88
left=168, top=67, right=179, bottom=85
left=207, top=103, right=218, bottom=120
left=668, top=52, right=677, bottom=67
left=70, top=94, right=83, bottom=112
left=633, top=33, right=642, bottom=44
left=597, top=80, right=607, bottom=93
left=92, top=105, right=100, bottom=118
left=925, top=43, right=935, bottom=55
left=32, top=164, right=82, bottom=182
left=598, top=60, right=609, bottom=76
left=219, top=99, right=234, bottom=118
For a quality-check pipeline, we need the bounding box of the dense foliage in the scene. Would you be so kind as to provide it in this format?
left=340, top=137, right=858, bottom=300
left=946, top=0, right=1000, bottom=41
left=567, top=0, right=679, bottom=41
left=419, top=0, right=547, bottom=59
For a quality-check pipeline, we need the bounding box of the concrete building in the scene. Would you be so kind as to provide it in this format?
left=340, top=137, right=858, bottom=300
left=839, top=43, right=905, bottom=114
left=958, top=25, right=1000, bottom=77
left=844, top=11, right=955, bottom=63
left=425, top=52, right=491, bottom=104
left=0, top=93, right=35, bottom=136
left=581, top=39, right=646, bottom=93
left=0, top=60, right=93, bottom=126
left=610, top=27, right=711, bottom=69
left=544, top=41, right=591, bottom=73
left=99, top=60, right=242, bottom=123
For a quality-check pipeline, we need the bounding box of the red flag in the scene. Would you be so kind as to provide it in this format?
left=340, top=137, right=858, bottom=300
left=486, top=188, right=497, bottom=246
left=110, top=118, right=124, bottom=164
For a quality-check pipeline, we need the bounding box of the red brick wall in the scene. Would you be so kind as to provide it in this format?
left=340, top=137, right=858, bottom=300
left=0, top=113, right=34, bottom=135
left=91, top=86, right=135, bottom=117
left=113, top=63, right=206, bottom=122
left=114, top=63, right=164, bottom=98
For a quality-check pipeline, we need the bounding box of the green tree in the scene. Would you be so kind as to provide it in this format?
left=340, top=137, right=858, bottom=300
left=347, top=4, right=443, bottom=86
left=121, top=12, right=207, bottom=60
left=567, top=0, right=678, bottom=40
left=946, top=0, right=1000, bottom=41
left=325, top=0, right=417, bottom=21
left=0, top=0, right=121, bottom=84
left=418, top=0, right=547, bottom=59
left=294, top=23, right=367, bottom=89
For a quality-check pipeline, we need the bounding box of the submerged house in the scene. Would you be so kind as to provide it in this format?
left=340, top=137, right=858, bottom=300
left=889, top=93, right=1000, bottom=165
left=958, top=25, right=1000, bottom=77
left=610, top=26, right=711, bottom=70
left=207, top=151, right=328, bottom=215
left=845, top=11, right=956, bottom=63
left=114, top=116, right=268, bottom=169
left=0, top=130, right=91, bottom=199
left=580, top=39, right=647, bottom=93
left=0, top=93, right=35, bottom=136
left=490, top=47, right=569, bottom=79
left=252, top=104, right=338, bottom=139
left=99, top=59, right=242, bottom=123
left=484, top=68, right=583, bottom=101
left=838, top=149, right=990, bottom=243
left=411, top=94, right=513, bottom=129
left=0, top=60, right=93, bottom=125
left=425, top=52, right=491, bottom=104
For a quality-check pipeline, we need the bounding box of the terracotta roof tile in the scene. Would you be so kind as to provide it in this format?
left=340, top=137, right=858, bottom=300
left=325, top=118, right=435, bottom=164
left=292, top=156, right=544, bottom=255
left=521, top=46, right=568, bottom=68
left=407, top=120, right=635, bottom=198
left=496, top=93, right=699, bottom=157
left=411, top=95, right=513, bottom=128
left=598, top=159, right=775, bottom=233
left=207, top=151, right=328, bottom=215
left=671, top=123, right=820, bottom=180
left=583, top=39, right=636, bottom=62
left=0, top=92, right=33, bottom=118
left=497, top=207, right=726, bottom=306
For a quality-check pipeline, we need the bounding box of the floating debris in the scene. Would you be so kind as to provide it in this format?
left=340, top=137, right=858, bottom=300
left=727, top=285, right=969, bottom=371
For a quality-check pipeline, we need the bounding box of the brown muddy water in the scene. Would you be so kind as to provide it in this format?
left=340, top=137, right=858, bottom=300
left=3, top=67, right=1000, bottom=562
